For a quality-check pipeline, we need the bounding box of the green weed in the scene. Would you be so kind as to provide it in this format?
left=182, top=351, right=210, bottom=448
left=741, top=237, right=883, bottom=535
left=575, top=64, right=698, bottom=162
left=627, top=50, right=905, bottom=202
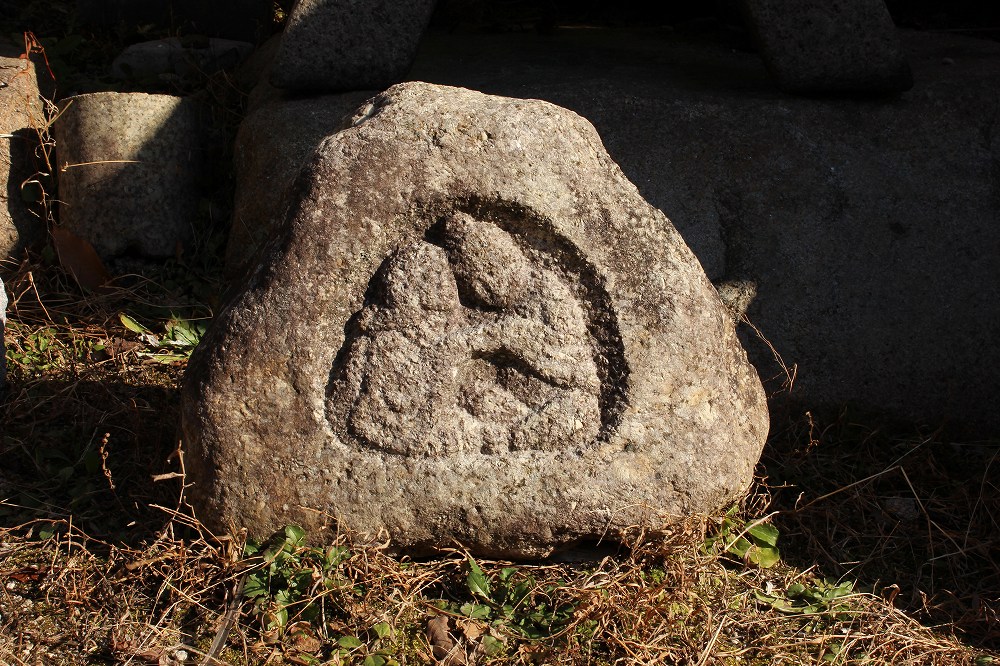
left=243, top=525, right=352, bottom=634
left=755, top=577, right=858, bottom=617
left=119, top=311, right=206, bottom=363
left=450, top=556, right=578, bottom=640
left=703, top=504, right=781, bottom=569
left=241, top=525, right=406, bottom=664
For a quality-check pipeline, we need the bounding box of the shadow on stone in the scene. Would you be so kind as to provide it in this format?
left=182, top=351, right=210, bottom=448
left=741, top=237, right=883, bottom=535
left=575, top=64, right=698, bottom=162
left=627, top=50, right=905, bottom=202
left=52, top=92, right=211, bottom=264
left=2, top=127, right=45, bottom=263
left=1, top=56, right=46, bottom=265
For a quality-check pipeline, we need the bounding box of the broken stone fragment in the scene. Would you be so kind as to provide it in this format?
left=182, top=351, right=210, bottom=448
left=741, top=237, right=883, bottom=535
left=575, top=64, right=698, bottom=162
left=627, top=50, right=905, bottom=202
left=182, top=82, right=769, bottom=558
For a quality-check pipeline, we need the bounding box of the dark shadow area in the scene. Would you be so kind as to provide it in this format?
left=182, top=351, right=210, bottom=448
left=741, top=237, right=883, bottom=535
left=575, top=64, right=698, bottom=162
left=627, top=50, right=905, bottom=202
left=431, top=0, right=748, bottom=34
left=3, top=126, right=46, bottom=263
left=761, top=407, right=1000, bottom=649
left=0, top=0, right=260, bottom=557
left=0, top=377, right=188, bottom=544
left=887, top=0, right=1000, bottom=40
left=73, top=0, right=276, bottom=43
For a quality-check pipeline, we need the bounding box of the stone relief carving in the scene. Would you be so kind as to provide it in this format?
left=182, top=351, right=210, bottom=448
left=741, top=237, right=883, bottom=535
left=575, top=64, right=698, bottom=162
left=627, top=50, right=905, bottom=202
left=327, top=208, right=627, bottom=457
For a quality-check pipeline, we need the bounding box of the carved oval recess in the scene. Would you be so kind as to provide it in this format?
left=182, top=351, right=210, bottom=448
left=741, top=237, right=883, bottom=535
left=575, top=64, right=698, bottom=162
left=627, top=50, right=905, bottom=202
left=326, top=198, right=628, bottom=457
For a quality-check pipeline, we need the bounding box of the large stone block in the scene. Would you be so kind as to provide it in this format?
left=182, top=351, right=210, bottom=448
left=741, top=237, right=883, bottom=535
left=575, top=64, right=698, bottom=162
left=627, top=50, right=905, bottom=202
left=183, top=82, right=769, bottom=558
left=1, top=56, right=45, bottom=264
left=53, top=93, right=205, bottom=260
left=399, top=27, right=1000, bottom=434
left=270, top=0, right=438, bottom=91
left=739, top=0, right=912, bottom=93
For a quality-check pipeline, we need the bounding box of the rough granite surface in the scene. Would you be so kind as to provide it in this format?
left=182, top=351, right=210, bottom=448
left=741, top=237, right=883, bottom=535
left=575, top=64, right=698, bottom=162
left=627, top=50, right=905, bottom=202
left=739, top=0, right=912, bottom=92
left=226, top=90, right=374, bottom=279
left=53, top=92, right=204, bottom=259
left=270, top=0, right=438, bottom=91
left=182, top=82, right=769, bottom=558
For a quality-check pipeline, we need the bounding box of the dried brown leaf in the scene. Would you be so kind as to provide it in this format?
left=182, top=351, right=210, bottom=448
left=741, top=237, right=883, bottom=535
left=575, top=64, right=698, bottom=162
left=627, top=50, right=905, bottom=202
left=51, top=225, right=111, bottom=291
left=287, top=621, right=322, bottom=655
left=427, top=615, right=467, bottom=666
left=455, top=617, right=484, bottom=642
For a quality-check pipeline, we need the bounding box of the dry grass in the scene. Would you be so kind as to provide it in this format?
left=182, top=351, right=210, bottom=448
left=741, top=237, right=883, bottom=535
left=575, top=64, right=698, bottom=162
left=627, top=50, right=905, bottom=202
left=765, top=411, right=1000, bottom=648
left=2, top=253, right=998, bottom=666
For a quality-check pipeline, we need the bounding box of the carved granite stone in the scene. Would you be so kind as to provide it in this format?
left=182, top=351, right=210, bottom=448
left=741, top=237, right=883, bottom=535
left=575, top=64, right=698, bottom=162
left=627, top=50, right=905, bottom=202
left=329, top=211, right=605, bottom=457
left=181, top=82, right=768, bottom=558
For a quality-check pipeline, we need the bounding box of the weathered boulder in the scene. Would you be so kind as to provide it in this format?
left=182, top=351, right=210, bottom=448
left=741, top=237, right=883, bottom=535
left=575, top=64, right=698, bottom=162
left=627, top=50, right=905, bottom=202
left=1, top=56, right=45, bottom=264
left=270, top=0, right=438, bottom=91
left=183, top=82, right=769, bottom=557
left=738, top=0, right=912, bottom=93
left=53, top=93, right=205, bottom=259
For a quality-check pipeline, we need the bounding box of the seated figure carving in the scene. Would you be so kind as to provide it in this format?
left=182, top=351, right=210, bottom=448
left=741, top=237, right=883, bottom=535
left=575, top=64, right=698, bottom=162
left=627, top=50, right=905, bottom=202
left=328, top=211, right=602, bottom=457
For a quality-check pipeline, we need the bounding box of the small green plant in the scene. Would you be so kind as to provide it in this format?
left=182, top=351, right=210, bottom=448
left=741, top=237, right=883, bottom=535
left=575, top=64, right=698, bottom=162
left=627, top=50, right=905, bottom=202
left=329, top=628, right=400, bottom=666
left=240, top=526, right=404, bottom=663
left=703, top=505, right=781, bottom=568
left=119, top=311, right=206, bottom=363
left=242, top=525, right=352, bottom=635
left=754, top=578, right=857, bottom=616
left=6, top=324, right=66, bottom=371
left=4, top=321, right=110, bottom=373
left=452, top=557, right=578, bottom=640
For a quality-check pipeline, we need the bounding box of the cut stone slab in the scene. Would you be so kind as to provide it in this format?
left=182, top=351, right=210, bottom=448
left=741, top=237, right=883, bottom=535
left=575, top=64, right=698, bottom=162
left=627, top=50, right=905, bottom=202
left=1, top=56, right=45, bottom=264
left=53, top=93, right=205, bottom=259
left=183, top=82, right=769, bottom=558
left=739, top=0, right=912, bottom=93
left=401, top=27, right=1000, bottom=434
left=270, top=0, right=438, bottom=91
